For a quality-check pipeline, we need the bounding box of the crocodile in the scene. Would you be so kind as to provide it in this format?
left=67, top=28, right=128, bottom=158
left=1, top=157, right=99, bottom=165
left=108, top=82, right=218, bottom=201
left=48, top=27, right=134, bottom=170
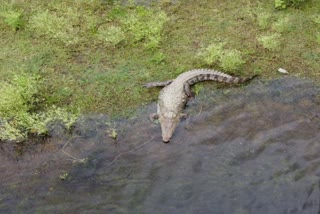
left=145, top=69, right=257, bottom=143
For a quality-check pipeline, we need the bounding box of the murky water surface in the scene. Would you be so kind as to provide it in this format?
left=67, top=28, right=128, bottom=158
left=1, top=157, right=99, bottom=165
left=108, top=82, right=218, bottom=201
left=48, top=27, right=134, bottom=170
left=1, top=77, right=319, bottom=213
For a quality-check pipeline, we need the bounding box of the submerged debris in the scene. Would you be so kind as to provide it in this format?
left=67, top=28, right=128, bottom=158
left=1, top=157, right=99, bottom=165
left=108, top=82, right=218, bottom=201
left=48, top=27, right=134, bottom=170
left=107, top=129, right=118, bottom=140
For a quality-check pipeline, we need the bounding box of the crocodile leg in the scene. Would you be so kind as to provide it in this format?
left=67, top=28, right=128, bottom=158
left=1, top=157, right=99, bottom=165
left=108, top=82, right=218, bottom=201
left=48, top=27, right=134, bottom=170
left=144, top=80, right=173, bottom=88
left=183, top=83, right=194, bottom=98
left=180, top=113, right=188, bottom=119
left=149, top=113, right=159, bottom=122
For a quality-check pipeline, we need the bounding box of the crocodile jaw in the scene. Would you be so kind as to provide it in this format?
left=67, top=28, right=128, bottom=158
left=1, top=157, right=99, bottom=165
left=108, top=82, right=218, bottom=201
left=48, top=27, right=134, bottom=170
left=159, top=113, right=180, bottom=143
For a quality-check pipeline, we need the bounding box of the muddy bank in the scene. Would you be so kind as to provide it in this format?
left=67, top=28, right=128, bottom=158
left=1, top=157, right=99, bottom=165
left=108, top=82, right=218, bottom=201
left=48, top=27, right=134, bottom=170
left=1, top=77, right=319, bottom=213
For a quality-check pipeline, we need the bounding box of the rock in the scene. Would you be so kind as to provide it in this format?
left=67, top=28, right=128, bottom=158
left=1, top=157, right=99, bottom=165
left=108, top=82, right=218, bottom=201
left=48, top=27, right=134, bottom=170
left=278, top=68, right=288, bottom=74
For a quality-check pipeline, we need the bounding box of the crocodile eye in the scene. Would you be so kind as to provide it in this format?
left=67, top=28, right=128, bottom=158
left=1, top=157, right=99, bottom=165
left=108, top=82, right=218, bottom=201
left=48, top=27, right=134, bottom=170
left=164, top=112, right=176, bottom=119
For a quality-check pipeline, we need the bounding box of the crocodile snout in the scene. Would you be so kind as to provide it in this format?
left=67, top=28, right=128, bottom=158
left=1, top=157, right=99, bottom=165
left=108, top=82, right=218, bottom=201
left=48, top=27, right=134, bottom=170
left=160, top=116, right=179, bottom=144
left=162, top=137, right=170, bottom=143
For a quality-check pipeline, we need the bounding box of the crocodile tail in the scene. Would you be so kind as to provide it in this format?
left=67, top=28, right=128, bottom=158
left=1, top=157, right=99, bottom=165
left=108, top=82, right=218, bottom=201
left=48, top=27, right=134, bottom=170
left=224, top=74, right=259, bottom=84
left=187, top=73, right=258, bottom=85
left=144, top=80, right=173, bottom=88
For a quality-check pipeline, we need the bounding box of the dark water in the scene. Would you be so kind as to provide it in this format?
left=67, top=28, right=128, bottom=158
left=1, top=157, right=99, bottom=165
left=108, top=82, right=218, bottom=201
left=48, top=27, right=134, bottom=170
left=1, top=77, right=319, bottom=213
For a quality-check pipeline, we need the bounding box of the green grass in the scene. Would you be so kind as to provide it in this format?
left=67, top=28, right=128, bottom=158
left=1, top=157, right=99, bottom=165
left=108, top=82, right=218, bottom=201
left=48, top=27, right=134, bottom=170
left=0, top=0, right=320, bottom=141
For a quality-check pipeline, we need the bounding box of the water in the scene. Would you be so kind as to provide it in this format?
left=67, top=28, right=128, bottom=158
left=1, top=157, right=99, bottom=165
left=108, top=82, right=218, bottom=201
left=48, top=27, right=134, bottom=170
left=1, top=77, right=319, bottom=213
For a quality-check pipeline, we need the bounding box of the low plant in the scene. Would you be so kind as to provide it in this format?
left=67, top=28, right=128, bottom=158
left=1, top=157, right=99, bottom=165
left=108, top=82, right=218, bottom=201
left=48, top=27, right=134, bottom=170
left=256, top=12, right=272, bottom=30
left=0, top=120, right=25, bottom=142
left=97, top=25, right=126, bottom=46
left=0, top=106, right=79, bottom=142
left=197, top=42, right=245, bottom=71
left=0, top=73, right=39, bottom=141
left=0, top=73, right=40, bottom=118
left=310, top=15, right=320, bottom=45
left=257, top=33, right=281, bottom=51
left=290, top=0, right=309, bottom=7
left=43, top=106, right=79, bottom=130
left=275, top=0, right=287, bottom=9
left=220, top=50, right=246, bottom=71
left=312, top=15, right=320, bottom=24
left=151, top=52, right=166, bottom=64
left=0, top=8, right=24, bottom=30
left=196, top=42, right=225, bottom=65
left=275, top=0, right=309, bottom=9
left=272, top=16, right=292, bottom=33
left=29, top=10, right=80, bottom=45
left=28, top=0, right=101, bottom=45
left=0, top=72, right=79, bottom=142
left=120, top=6, right=169, bottom=49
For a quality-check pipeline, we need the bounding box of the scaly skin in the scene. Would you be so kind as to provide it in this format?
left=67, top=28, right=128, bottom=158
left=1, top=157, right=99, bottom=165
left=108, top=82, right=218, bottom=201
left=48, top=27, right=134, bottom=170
left=145, top=69, right=257, bottom=143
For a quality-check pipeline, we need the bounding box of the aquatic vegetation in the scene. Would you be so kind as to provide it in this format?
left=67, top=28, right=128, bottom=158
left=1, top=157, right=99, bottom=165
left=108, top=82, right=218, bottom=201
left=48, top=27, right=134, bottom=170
left=59, top=171, right=69, bottom=180
left=0, top=73, right=78, bottom=142
left=0, top=73, right=39, bottom=118
left=0, top=106, right=79, bottom=142
left=107, top=129, right=118, bottom=140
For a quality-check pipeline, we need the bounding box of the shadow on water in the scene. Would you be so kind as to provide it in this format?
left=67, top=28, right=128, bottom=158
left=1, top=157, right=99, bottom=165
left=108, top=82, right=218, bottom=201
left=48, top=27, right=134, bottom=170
left=1, top=77, right=320, bottom=213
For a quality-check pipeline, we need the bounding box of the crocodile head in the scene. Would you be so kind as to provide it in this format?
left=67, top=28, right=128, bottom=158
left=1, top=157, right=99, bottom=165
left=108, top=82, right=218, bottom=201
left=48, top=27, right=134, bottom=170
left=159, top=111, right=180, bottom=143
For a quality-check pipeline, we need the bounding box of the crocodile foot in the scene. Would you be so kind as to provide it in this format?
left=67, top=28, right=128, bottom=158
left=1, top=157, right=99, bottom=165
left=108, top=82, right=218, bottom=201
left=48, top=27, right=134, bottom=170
left=180, top=113, right=188, bottom=119
left=149, top=113, right=159, bottom=122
